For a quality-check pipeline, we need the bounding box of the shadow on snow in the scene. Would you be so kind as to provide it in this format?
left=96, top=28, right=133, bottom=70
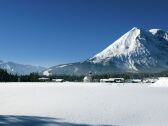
left=0, top=115, right=116, bottom=126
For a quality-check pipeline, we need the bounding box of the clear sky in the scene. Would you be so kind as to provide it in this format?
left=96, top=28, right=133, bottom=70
left=0, top=0, right=167, bottom=67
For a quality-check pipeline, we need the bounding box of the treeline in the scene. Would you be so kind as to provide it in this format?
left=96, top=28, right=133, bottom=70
left=0, top=69, right=18, bottom=82
left=0, top=69, right=84, bottom=82
left=0, top=69, right=40, bottom=82
left=93, top=71, right=168, bottom=80
left=1, top=68, right=168, bottom=82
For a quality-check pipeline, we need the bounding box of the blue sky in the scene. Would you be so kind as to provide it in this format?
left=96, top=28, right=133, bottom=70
left=0, top=0, right=167, bottom=67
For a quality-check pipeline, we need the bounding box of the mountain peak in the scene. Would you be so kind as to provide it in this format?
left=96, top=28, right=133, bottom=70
left=89, top=27, right=145, bottom=64
left=149, top=28, right=168, bottom=41
left=131, top=27, right=141, bottom=30
left=43, top=27, right=168, bottom=75
left=130, top=27, right=145, bottom=32
left=89, top=27, right=168, bottom=71
left=149, top=29, right=163, bottom=35
left=130, top=27, right=141, bottom=34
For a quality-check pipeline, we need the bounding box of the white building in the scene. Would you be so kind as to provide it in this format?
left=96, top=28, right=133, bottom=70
left=52, top=79, right=64, bottom=82
left=100, top=78, right=124, bottom=83
left=83, top=76, right=92, bottom=82
left=38, top=77, right=50, bottom=82
left=143, top=78, right=158, bottom=83
left=131, top=79, right=142, bottom=83
left=83, top=71, right=93, bottom=82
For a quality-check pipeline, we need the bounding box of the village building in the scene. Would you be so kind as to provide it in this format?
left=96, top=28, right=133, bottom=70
left=83, top=71, right=93, bottom=82
left=100, top=78, right=124, bottom=83
left=38, top=77, right=50, bottom=82
left=52, top=79, right=64, bottom=82
left=143, top=78, right=158, bottom=83
left=131, top=79, right=142, bottom=83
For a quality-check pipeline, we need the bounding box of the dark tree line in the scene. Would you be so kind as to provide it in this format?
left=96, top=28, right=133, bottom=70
left=0, top=69, right=40, bottom=82
left=0, top=69, right=18, bottom=82
left=93, top=71, right=168, bottom=80
left=0, top=69, right=84, bottom=82
left=0, top=68, right=168, bottom=82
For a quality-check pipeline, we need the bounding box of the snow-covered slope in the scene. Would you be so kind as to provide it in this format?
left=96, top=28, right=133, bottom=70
left=89, top=27, right=168, bottom=72
left=0, top=61, right=45, bottom=75
left=44, top=27, right=168, bottom=75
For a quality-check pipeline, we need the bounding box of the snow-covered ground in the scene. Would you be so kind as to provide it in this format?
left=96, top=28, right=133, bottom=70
left=0, top=82, right=168, bottom=126
left=151, top=77, right=168, bottom=87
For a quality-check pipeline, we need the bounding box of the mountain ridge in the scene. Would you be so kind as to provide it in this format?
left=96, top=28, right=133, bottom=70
left=0, top=60, right=45, bottom=75
left=43, top=27, right=168, bottom=76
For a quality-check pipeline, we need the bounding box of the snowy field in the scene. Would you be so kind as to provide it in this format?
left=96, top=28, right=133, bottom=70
left=0, top=82, right=168, bottom=126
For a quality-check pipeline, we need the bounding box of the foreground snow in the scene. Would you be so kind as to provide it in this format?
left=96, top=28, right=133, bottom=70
left=0, top=82, right=168, bottom=126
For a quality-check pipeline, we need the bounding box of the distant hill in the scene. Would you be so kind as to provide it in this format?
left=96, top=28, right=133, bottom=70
left=0, top=60, right=45, bottom=75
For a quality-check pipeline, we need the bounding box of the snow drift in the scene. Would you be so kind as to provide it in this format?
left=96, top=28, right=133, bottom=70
left=152, top=77, right=168, bottom=87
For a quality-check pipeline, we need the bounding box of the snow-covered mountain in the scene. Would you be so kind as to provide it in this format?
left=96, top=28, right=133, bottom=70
left=0, top=61, right=45, bottom=75
left=43, top=27, right=168, bottom=76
